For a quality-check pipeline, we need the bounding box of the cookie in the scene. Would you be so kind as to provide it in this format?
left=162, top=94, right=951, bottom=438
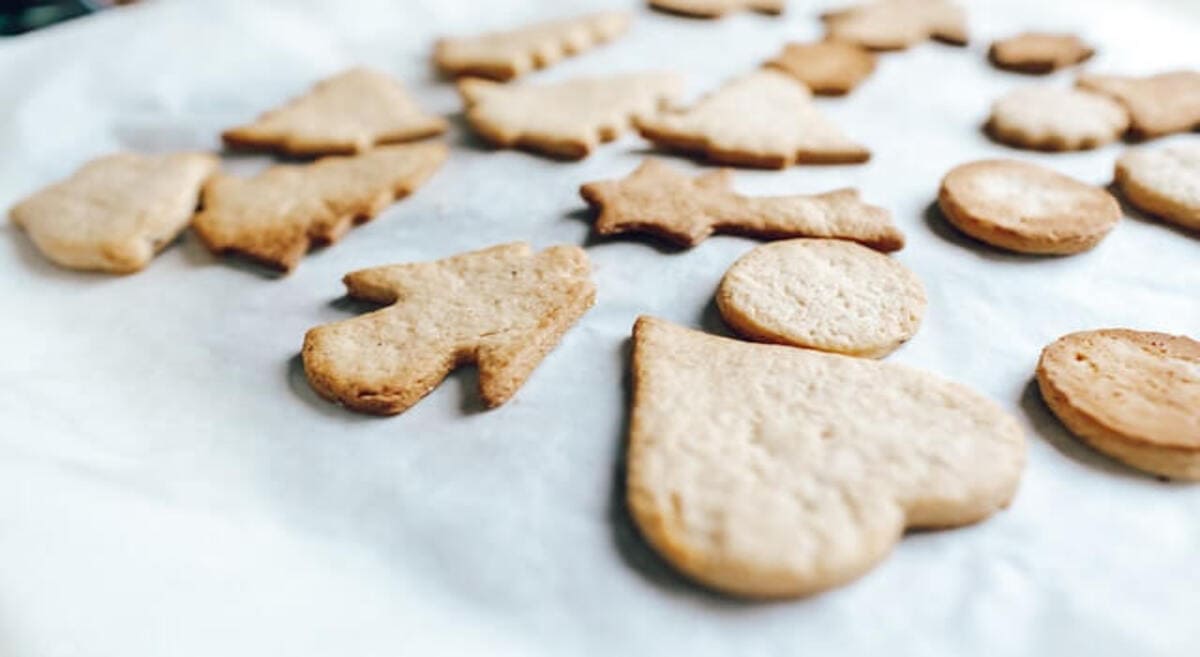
left=627, top=317, right=1025, bottom=598
left=988, top=32, right=1094, bottom=75
left=987, top=86, right=1129, bottom=151
left=434, top=11, right=630, bottom=81
left=9, top=152, right=216, bottom=274
left=716, top=239, right=925, bottom=357
left=193, top=142, right=446, bottom=272
left=580, top=159, right=902, bottom=250
left=1078, top=71, right=1200, bottom=139
left=302, top=243, right=595, bottom=415
left=1115, top=141, right=1200, bottom=232
left=937, top=159, right=1120, bottom=255
left=635, top=70, right=870, bottom=167
left=821, top=0, right=968, bottom=51
left=764, top=40, right=876, bottom=96
left=649, top=0, right=784, bottom=19
left=222, top=67, right=447, bottom=156
left=458, top=73, right=682, bottom=159
left=1037, top=329, right=1200, bottom=481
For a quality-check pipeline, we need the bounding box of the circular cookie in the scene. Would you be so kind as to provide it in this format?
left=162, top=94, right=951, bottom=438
left=1115, top=141, right=1200, bottom=232
left=1037, top=329, right=1200, bottom=481
left=987, top=86, right=1129, bottom=151
left=938, top=159, right=1121, bottom=254
left=716, top=239, right=926, bottom=358
left=987, top=33, right=1094, bottom=75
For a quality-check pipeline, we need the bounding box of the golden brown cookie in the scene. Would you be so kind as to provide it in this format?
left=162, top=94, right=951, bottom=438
left=764, top=40, right=876, bottom=95
left=193, top=142, right=446, bottom=272
left=1115, top=141, right=1200, bottom=233
left=458, top=73, right=682, bottom=159
left=821, top=0, right=968, bottom=51
left=1037, top=329, right=1200, bottom=481
left=649, top=0, right=784, bottom=18
left=627, top=317, right=1025, bottom=598
left=434, top=11, right=630, bottom=81
left=988, top=32, right=1094, bottom=75
left=302, top=243, right=596, bottom=415
left=9, top=152, right=217, bottom=274
left=937, top=159, right=1120, bottom=255
left=986, top=86, right=1129, bottom=151
left=222, top=67, right=446, bottom=156
left=1077, top=71, right=1200, bottom=139
left=636, top=70, right=870, bottom=167
left=580, top=159, right=902, bottom=250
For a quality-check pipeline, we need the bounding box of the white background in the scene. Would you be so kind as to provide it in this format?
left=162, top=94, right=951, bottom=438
left=1, top=0, right=1198, bottom=655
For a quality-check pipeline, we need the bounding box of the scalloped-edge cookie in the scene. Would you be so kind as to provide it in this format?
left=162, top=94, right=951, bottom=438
left=10, top=152, right=217, bottom=274
left=764, top=40, right=877, bottom=96
left=987, top=86, right=1129, bottom=151
left=1115, top=141, right=1200, bottom=232
left=649, top=0, right=784, bottom=19
left=627, top=317, right=1025, bottom=598
left=1078, top=71, right=1200, bottom=139
left=821, top=0, right=967, bottom=51
left=302, top=242, right=596, bottom=415
left=1037, top=329, right=1200, bottom=481
left=434, top=11, right=630, bottom=81
left=988, top=32, right=1093, bottom=75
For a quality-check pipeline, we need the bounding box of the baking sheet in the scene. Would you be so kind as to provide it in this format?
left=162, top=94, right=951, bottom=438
left=1, top=0, right=1198, bottom=655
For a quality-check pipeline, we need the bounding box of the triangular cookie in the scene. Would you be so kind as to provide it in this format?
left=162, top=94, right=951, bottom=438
left=302, top=243, right=596, bottom=415
left=627, top=317, right=1025, bottom=598
left=636, top=70, right=870, bottom=167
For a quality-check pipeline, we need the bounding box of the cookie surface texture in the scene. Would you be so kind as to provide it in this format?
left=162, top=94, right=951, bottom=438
left=649, top=0, right=784, bottom=18
left=222, top=67, right=447, bottom=156
left=626, top=317, right=1025, bottom=598
left=987, top=86, right=1129, bottom=151
left=302, top=243, right=596, bottom=415
left=717, top=239, right=925, bottom=357
left=434, top=11, right=630, bottom=81
left=193, top=142, right=447, bottom=272
left=580, top=159, right=902, bottom=250
left=1078, top=71, right=1200, bottom=138
left=10, top=152, right=217, bottom=273
left=636, top=70, right=870, bottom=167
left=988, top=33, right=1094, bottom=74
left=459, top=73, right=682, bottom=159
left=1037, top=329, right=1200, bottom=481
left=764, top=40, right=876, bottom=95
left=821, top=0, right=967, bottom=51
left=1115, top=141, right=1200, bottom=232
left=937, top=159, right=1120, bottom=254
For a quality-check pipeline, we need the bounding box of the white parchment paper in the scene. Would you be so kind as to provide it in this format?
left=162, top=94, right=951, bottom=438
left=1, top=0, right=1198, bottom=655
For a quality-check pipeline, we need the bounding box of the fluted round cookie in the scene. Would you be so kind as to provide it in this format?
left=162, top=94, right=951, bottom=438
left=938, top=159, right=1120, bottom=254
left=1037, top=329, right=1200, bottom=481
left=717, top=239, right=925, bottom=357
left=1115, top=141, right=1200, bottom=232
left=987, top=86, right=1128, bottom=151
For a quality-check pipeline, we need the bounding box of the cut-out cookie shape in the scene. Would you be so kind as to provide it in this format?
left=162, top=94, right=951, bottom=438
left=988, top=33, right=1094, bottom=75
left=434, top=11, right=630, bottom=81
left=649, top=0, right=784, bottom=19
left=9, top=152, right=216, bottom=274
left=627, top=317, right=1025, bottom=598
left=302, top=243, right=595, bottom=415
left=764, top=40, right=876, bottom=96
left=194, top=142, right=446, bottom=272
left=987, top=86, right=1129, bottom=151
left=1077, top=71, right=1200, bottom=139
left=1115, top=141, right=1200, bottom=232
left=821, top=0, right=968, bottom=51
left=636, top=70, right=870, bottom=167
left=1037, top=329, right=1200, bottom=481
left=222, top=67, right=447, bottom=156
left=458, top=73, right=682, bottom=159
left=938, top=159, right=1120, bottom=255
left=717, top=239, right=925, bottom=357
left=580, top=159, right=902, bottom=250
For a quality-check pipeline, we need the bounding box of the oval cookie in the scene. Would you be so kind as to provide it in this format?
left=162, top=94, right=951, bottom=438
left=1115, top=141, right=1200, bottom=233
left=987, top=33, right=1094, bottom=75
left=987, top=86, right=1129, bottom=151
left=716, top=239, right=925, bottom=357
left=938, top=159, right=1120, bottom=254
left=1037, top=329, right=1200, bottom=481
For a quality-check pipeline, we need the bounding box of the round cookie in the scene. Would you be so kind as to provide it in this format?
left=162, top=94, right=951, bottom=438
left=987, top=86, right=1129, bottom=151
left=938, top=159, right=1121, bottom=254
left=1037, top=329, right=1200, bottom=481
left=1115, top=141, right=1200, bottom=232
left=716, top=239, right=926, bottom=358
left=987, top=33, right=1094, bottom=75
